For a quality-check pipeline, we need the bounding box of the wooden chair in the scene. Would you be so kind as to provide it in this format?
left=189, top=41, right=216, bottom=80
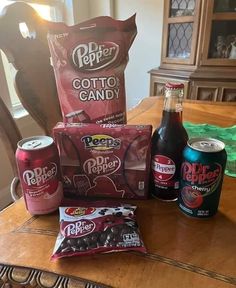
left=0, top=2, right=62, bottom=200
left=0, top=97, right=22, bottom=201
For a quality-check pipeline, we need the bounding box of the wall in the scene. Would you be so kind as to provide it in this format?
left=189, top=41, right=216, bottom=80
left=114, top=0, right=164, bottom=109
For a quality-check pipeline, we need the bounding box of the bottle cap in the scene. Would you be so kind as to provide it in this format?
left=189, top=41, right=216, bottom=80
left=165, top=82, right=184, bottom=89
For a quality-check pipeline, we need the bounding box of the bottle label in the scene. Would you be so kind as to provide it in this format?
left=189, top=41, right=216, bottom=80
left=175, top=103, right=182, bottom=112
left=151, top=155, right=178, bottom=188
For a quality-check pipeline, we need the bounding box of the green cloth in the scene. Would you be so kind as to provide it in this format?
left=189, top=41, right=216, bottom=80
left=183, top=122, right=236, bottom=177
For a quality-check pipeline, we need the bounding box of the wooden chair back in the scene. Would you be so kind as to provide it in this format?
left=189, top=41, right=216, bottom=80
left=0, top=96, right=22, bottom=201
left=0, top=2, right=62, bottom=136
left=0, top=2, right=63, bottom=200
left=0, top=97, right=21, bottom=177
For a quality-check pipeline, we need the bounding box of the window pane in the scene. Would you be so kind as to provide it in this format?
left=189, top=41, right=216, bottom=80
left=1, top=51, right=19, bottom=107
left=208, top=20, right=236, bottom=59
left=214, top=0, right=236, bottom=13
left=170, top=0, right=195, bottom=17
left=167, top=22, right=193, bottom=58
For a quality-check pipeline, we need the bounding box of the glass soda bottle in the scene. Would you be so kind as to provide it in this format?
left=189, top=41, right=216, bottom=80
left=151, top=82, right=188, bottom=201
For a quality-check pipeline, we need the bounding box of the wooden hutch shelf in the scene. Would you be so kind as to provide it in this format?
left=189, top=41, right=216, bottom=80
left=150, top=0, right=236, bottom=101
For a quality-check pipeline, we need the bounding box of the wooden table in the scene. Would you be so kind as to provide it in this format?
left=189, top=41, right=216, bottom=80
left=0, top=97, right=236, bottom=288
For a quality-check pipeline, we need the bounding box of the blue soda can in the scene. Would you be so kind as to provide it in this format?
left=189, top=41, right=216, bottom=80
left=178, top=138, right=227, bottom=218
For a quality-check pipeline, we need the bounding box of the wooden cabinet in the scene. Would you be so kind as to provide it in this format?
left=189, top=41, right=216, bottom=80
left=150, top=0, right=236, bottom=101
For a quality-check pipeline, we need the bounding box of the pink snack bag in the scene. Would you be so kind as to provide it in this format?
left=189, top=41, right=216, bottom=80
left=47, top=15, right=137, bottom=124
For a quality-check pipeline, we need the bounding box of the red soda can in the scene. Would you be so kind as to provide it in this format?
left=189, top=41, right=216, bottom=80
left=16, top=136, right=63, bottom=215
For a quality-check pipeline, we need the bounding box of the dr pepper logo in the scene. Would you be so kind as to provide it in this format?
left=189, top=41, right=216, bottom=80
left=83, top=155, right=121, bottom=176
left=152, top=155, right=176, bottom=181
left=181, top=162, right=222, bottom=186
left=62, top=219, right=95, bottom=238
left=22, top=163, right=57, bottom=186
left=71, top=41, right=119, bottom=71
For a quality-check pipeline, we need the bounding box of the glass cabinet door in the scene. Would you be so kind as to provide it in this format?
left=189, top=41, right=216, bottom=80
left=201, top=0, right=236, bottom=65
left=213, top=0, right=236, bottom=13
left=162, top=0, right=201, bottom=65
left=169, top=0, right=195, bottom=17
left=168, top=22, right=193, bottom=59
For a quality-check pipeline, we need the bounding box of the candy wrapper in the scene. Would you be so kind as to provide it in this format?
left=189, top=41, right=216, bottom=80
left=51, top=205, right=146, bottom=259
left=47, top=15, right=137, bottom=124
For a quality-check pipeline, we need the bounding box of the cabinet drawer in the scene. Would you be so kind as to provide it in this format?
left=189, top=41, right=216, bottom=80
left=222, top=88, right=236, bottom=102
left=196, top=87, right=219, bottom=101
left=192, top=83, right=219, bottom=101
left=192, top=82, right=236, bottom=102
left=153, top=82, right=165, bottom=96
left=150, top=75, right=189, bottom=98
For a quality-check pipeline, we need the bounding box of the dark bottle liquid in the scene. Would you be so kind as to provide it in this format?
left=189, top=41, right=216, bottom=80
left=151, top=83, right=188, bottom=201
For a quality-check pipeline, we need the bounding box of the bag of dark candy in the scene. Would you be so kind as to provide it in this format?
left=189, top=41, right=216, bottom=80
left=52, top=205, right=146, bottom=259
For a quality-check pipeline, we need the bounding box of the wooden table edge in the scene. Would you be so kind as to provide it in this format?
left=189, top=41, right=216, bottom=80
left=0, top=263, right=111, bottom=288
left=127, top=97, right=236, bottom=119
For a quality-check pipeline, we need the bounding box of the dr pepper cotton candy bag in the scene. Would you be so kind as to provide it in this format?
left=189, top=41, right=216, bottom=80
left=47, top=15, right=137, bottom=124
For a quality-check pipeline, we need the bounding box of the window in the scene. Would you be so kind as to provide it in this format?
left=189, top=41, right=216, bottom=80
left=0, top=0, right=64, bottom=116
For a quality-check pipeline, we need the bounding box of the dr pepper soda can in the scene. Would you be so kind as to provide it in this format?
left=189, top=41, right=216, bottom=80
left=16, top=136, right=63, bottom=215
left=178, top=138, right=227, bottom=218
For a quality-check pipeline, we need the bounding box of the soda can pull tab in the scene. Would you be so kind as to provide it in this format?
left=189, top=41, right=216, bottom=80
left=22, top=140, right=42, bottom=149
left=200, top=141, right=214, bottom=148
left=30, top=140, right=42, bottom=148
